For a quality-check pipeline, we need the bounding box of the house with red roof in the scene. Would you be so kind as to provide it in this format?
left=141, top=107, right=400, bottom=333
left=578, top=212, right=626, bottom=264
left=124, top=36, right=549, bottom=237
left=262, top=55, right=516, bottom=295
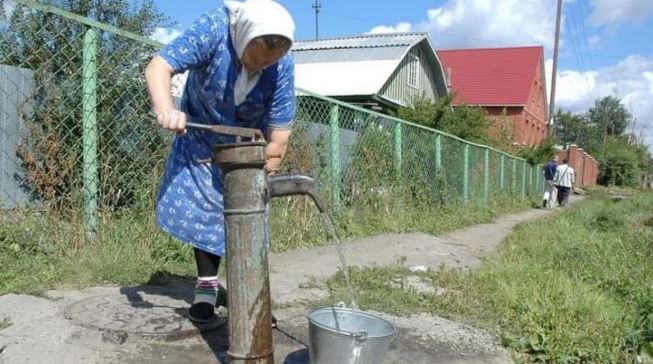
left=437, top=46, right=549, bottom=146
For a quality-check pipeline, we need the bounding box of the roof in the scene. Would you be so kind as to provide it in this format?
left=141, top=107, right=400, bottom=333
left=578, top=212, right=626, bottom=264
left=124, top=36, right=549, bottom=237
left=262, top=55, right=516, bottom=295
left=436, top=46, right=544, bottom=106
left=292, top=32, right=446, bottom=98
left=294, top=33, right=427, bottom=51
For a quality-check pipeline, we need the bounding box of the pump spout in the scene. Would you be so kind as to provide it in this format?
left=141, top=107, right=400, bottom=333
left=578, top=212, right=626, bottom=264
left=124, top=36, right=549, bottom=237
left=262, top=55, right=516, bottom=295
left=267, top=174, right=327, bottom=213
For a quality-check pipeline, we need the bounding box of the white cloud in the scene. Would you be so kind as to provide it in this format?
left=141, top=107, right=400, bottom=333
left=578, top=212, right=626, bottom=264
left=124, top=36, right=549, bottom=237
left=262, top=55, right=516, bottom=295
left=551, top=55, right=653, bottom=147
left=644, top=71, right=653, bottom=94
left=367, top=22, right=412, bottom=35
left=150, top=27, right=182, bottom=44
left=545, top=58, right=598, bottom=107
left=417, top=0, right=556, bottom=49
left=589, top=0, right=653, bottom=26
left=368, top=0, right=573, bottom=50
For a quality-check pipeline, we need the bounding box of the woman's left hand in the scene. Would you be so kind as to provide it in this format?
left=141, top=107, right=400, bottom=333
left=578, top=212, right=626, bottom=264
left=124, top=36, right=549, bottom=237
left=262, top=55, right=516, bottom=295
left=265, top=129, right=292, bottom=175
left=266, top=157, right=282, bottom=175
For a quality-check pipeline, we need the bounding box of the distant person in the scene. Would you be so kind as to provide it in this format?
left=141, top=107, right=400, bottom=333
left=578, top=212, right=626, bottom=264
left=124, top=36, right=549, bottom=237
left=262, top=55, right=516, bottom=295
left=554, top=158, right=575, bottom=207
left=542, top=155, right=558, bottom=208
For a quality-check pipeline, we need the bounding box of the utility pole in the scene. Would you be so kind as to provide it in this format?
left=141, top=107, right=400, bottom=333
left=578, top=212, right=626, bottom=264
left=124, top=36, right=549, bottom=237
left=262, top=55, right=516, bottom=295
left=312, top=0, right=321, bottom=40
left=548, top=0, right=563, bottom=137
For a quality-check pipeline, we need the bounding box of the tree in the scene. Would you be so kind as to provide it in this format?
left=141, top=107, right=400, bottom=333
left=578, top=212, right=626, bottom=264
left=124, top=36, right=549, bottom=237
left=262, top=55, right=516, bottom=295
left=397, top=95, right=450, bottom=130
left=597, top=136, right=641, bottom=186
left=398, top=96, right=492, bottom=144
left=587, top=96, right=632, bottom=138
left=553, top=110, right=601, bottom=155
left=0, top=0, right=169, bottom=212
left=552, top=96, right=652, bottom=187
left=442, top=104, right=492, bottom=144
left=517, top=137, right=558, bottom=165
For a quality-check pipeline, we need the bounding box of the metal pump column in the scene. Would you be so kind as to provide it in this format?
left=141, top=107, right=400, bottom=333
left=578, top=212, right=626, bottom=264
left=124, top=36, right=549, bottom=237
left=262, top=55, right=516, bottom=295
left=215, top=140, right=273, bottom=364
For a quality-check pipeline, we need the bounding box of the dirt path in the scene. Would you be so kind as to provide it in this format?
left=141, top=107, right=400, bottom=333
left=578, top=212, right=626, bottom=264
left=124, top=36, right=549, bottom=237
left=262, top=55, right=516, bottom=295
left=270, top=204, right=558, bottom=305
left=0, top=200, right=578, bottom=364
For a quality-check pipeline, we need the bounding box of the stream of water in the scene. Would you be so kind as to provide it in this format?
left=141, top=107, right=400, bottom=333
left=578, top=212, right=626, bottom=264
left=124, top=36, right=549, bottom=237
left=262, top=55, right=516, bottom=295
left=319, top=212, right=358, bottom=310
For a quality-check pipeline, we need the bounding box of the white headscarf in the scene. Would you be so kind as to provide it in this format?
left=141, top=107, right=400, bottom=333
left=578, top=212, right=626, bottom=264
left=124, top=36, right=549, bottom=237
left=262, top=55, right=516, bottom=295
left=225, top=0, right=295, bottom=105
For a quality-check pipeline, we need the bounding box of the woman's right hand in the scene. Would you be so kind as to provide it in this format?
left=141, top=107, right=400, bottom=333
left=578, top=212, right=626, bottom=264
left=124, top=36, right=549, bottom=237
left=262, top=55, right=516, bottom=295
left=155, top=108, right=187, bottom=134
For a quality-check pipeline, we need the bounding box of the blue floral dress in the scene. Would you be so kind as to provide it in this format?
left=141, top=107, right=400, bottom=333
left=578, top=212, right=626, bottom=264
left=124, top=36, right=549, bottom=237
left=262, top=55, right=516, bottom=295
left=156, top=6, right=295, bottom=256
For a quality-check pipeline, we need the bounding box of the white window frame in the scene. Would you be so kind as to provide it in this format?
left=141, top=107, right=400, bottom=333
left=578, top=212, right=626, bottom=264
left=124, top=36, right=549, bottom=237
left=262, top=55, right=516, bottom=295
left=407, top=54, right=420, bottom=88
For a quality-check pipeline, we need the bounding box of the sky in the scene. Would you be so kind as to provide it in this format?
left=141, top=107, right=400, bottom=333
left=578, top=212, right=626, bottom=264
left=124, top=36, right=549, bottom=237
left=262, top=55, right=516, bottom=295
left=148, top=0, right=653, bottom=148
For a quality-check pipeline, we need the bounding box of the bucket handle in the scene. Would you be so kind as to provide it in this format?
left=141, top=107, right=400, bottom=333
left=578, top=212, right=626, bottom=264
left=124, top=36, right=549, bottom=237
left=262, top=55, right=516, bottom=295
left=332, top=303, right=368, bottom=343
left=354, top=330, right=368, bottom=343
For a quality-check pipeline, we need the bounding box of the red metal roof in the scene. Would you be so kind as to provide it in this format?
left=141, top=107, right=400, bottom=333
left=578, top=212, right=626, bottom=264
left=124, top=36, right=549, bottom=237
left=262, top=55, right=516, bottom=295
left=437, top=46, right=544, bottom=106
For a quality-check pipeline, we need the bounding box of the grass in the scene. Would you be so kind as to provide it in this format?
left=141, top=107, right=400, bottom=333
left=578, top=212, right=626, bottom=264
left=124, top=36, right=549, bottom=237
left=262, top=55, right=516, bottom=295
left=270, top=194, right=535, bottom=252
left=0, top=192, right=535, bottom=295
left=0, top=317, right=10, bottom=331
left=326, top=192, right=653, bottom=363
left=0, top=208, right=197, bottom=295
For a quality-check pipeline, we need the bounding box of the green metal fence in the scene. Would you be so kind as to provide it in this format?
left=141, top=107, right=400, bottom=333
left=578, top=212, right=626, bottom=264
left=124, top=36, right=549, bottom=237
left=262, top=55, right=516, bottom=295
left=0, top=0, right=544, bottom=239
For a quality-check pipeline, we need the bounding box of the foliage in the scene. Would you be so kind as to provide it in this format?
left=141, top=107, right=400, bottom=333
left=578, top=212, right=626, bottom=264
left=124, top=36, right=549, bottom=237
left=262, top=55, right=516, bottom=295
left=15, top=113, right=79, bottom=212
left=278, top=119, right=325, bottom=176
left=397, top=95, right=449, bottom=129
left=0, top=0, right=169, bottom=213
left=553, top=96, right=652, bottom=187
left=344, top=123, right=397, bottom=207
left=553, top=110, right=601, bottom=155
left=517, top=137, right=557, bottom=165
left=401, top=127, right=443, bottom=205
left=398, top=96, right=492, bottom=144
left=597, top=136, right=643, bottom=187
left=587, top=95, right=633, bottom=137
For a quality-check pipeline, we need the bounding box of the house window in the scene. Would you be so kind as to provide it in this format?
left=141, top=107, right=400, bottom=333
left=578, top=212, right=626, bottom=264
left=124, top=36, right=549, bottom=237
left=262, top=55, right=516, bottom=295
left=407, top=54, right=419, bottom=88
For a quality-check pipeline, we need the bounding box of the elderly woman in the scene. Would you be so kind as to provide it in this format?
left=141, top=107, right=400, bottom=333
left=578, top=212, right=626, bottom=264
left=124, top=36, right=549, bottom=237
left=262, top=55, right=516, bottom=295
left=145, top=0, right=295, bottom=323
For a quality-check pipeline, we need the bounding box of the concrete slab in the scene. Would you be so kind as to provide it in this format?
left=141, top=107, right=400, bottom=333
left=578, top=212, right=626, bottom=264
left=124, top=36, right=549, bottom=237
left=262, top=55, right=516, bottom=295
left=64, top=286, right=225, bottom=342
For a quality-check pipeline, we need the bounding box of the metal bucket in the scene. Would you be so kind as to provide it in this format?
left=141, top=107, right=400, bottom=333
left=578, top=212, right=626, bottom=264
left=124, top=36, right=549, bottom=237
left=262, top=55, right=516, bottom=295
left=308, top=306, right=396, bottom=364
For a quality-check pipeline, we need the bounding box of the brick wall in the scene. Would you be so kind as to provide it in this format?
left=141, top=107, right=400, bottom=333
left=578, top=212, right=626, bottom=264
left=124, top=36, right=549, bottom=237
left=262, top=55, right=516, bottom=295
left=486, top=106, right=548, bottom=147
left=556, top=144, right=599, bottom=187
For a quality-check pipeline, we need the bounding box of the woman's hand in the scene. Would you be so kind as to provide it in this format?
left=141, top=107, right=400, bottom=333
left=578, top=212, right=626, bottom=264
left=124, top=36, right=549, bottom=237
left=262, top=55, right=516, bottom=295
left=155, top=108, right=187, bottom=134
left=265, top=129, right=292, bottom=175
left=145, top=56, right=185, bottom=133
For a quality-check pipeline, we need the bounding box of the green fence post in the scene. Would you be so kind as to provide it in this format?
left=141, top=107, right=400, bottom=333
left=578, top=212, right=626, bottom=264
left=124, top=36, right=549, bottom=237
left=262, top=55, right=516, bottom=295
left=483, top=147, right=489, bottom=203
left=434, top=134, right=442, bottom=196
left=394, top=123, right=403, bottom=195
left=533, top=164, right=540, bottom=196
left=538, top=165, right=543, bottom=193
left=83, top=28, right=98, bottom=241
left=535, top=165, right=540, bottom=195
left=521, top=161, right=527, bottom=199
left=463, top=144, right=469, bottom=203
left=528, top=164, right=533, bottom=197
left=329, top=104, right=341, bottom=209
left=499, top=154, right=505, bottom=191
left=434, top=134, right=442, bottom=173
left=512, top=158, right=517, bottom=193
left=533, top=165, right=540, bottom=196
